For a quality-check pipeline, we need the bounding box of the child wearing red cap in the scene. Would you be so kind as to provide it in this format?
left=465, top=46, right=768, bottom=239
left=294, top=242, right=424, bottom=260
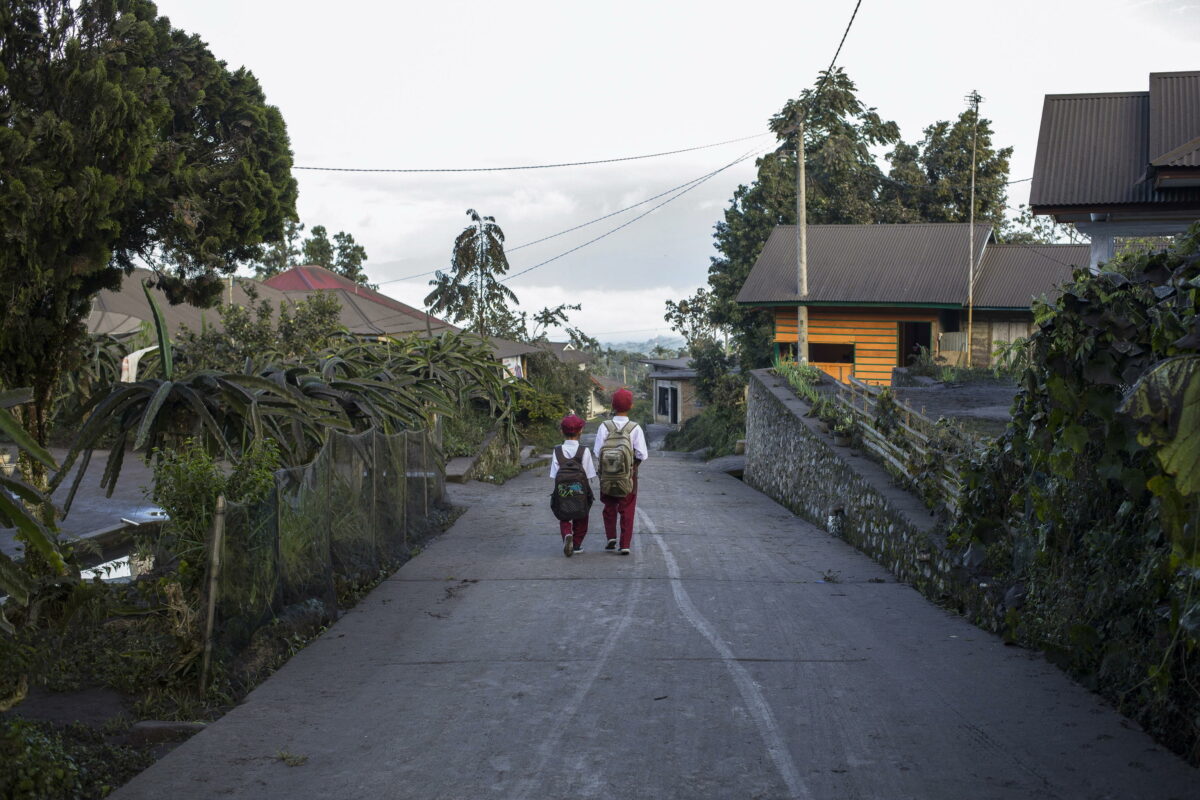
left=550, top=414, right=595, bottom=557
left=593, top=389, right=648, bottom=555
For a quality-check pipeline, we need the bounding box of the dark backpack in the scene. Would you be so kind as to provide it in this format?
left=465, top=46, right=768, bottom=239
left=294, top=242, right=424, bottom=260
left=550, top=446, right=592, bottom=521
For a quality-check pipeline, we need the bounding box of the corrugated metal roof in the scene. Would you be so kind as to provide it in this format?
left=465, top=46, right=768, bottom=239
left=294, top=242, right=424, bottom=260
left=1152, top=136, right=1200, bottom=167
left=972, top=244, right=1087, bottom=309
left=1029, top=72, right=1200, bottom=209
left=89, top=268, right=457, bottom=339
left=1029, top=92, right=1155, bottom=207
left=735, top=223, right=990, bottom=305
left=486, top=336, right=542, bottom=359
left=1150, top=72, right=1200, bottom=160
left=90, top=268, right=294, bottom=336
left=641, top=357, right=692, bottom=369
left=264, top=265, right=445, bottom=325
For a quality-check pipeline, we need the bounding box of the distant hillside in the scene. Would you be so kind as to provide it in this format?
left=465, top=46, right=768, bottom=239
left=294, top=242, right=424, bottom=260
left=603, top=334, right=685, bottom=355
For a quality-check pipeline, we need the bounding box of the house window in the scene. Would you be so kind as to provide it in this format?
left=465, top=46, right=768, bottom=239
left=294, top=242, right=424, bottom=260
left=809, top=342, right=855, bottom=363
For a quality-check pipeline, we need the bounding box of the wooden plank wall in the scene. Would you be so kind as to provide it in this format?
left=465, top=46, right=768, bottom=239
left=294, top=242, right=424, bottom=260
left=773, top=307, right=940, bottom=385
left=774, top=308, right=798, bottom=342
left=810, top=308, right=939, bottom=386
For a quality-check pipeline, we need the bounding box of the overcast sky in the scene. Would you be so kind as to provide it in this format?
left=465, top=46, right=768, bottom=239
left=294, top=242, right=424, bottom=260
left=155, top=0, right=1198, bottom=342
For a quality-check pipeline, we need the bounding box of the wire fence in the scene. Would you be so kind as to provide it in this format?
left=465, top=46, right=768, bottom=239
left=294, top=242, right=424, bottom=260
left=209, top=427, right=445, bottom=655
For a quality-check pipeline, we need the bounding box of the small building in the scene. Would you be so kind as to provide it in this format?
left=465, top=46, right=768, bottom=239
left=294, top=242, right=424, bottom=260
left=488, top=336, right=541, bottom=379
left=643, top=357, right=702, bottom=426
left=736, top=223, right=1087, bottom=384
left=587, top=375, right=628, bottom=418
left=1030, top=71, right=1200, bottom=268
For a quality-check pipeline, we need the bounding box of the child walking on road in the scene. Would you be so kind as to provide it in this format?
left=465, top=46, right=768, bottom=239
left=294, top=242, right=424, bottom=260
left=550, top=414, right=595, bottom=557
left=594, top=389, right=648, bottom=555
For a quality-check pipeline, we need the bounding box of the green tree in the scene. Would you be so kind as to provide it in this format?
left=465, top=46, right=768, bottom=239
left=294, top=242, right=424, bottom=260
left=678, top=68, right=1014, bottom=374
left=332, top=231, right=370, bottom=285
left=879, top=108, right=1012, bottom=227
left=425, top=209, right=518, bottom=336
left=1000, top=204, right=1082, bottom=244
left=0, top=0, right=297, bottom=458
left=254, top=220, right=305, bottom=279
left=302, top=225, right=336, bottom=269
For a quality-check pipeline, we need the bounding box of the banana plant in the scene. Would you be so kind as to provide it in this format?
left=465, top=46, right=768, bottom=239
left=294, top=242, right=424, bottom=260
left=0, top=389, right=67, bottom=635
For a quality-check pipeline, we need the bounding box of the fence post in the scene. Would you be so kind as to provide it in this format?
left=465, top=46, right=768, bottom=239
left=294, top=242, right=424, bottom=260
left=200, top=494, right=226, bottom=694
left=422, top=430, right=429, bottom=518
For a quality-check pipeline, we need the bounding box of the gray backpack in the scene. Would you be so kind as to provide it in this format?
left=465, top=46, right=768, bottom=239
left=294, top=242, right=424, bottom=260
left=599, top=420, right=636, bottom=497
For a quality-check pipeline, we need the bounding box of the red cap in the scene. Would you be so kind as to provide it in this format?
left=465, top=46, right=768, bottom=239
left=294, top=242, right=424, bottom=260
left=560, top=414, right=585, bottom=436
left=612, top=389, right=633, bottom=413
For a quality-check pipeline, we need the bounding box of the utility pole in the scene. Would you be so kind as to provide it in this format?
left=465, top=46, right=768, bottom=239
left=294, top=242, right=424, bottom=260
left=795, top=120, right=810, bottom=364
left=965, top=90, right=982, bottom=368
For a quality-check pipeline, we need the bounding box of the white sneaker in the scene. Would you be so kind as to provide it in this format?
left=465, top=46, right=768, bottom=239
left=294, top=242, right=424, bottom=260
left=618, top=548, right=630, bottom=555
left=605, top=539, right=617, bottom=550
left=563, top=538, right=574, bottom=557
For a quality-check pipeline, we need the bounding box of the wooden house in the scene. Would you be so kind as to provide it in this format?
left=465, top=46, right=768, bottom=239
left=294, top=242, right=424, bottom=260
left=736, top=223, right=1088, bottom=385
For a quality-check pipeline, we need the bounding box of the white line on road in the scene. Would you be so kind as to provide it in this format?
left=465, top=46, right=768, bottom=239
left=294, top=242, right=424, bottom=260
left=638, top=506, right=811, bottom=800
left=509, top=550, right=645, bottom=800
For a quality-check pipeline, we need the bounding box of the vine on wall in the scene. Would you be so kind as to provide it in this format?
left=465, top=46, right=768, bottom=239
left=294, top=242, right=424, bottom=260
left=956, top=225, right=1200, bottom=762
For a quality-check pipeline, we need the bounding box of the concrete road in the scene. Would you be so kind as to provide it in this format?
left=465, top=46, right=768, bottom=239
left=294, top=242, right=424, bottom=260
left=113, top=453, right=1198, bottom=799
left=1, top=448, right=160, bottom=559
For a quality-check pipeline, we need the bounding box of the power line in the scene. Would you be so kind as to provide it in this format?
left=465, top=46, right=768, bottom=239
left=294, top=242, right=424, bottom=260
left=810, top=0, right=863, bottom=115
left=358, top=147, right=767, bottom=332
left=373, top=146, right=768, bottom=289
left=294, top=132, right=771, bottom=174
left=500, top=147, right=768, bottom=284
left=506, top=171, right=724, bottom=253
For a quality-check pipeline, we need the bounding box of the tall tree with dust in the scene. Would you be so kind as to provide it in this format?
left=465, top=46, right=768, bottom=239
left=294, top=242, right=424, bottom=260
left=426, top=210, right=517, bottom=337
left=0, top=0, right=298, bottom=461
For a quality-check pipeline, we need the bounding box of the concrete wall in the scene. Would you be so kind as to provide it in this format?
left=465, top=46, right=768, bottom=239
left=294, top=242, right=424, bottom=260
left=678, top=378, right=702, bottom=424
left=744, top=369, right=1004, bottom=627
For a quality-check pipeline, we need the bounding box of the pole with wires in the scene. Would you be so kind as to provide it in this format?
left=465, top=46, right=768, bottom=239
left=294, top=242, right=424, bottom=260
left=796, top=120, right=809, bottom=364
left=965, top=89, right=981, bottom=368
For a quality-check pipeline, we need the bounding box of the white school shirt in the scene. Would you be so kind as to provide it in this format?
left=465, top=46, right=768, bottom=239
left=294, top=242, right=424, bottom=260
left=549, top=440, right=597, bottom=480
left=592, top=417, right=649, bottom=462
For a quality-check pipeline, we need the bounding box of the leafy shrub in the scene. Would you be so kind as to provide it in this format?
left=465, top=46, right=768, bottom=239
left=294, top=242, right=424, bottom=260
left=442, top=404, right=495, bottom=458
left=514, top=385, right=566, bottom=426
left=954, top=223, right=1200, bottom=761
left=0, top=718, right=82, bottom=800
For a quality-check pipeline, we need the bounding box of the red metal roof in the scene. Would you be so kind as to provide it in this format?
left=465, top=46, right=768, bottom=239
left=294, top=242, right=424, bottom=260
left=264, top=265, right=447, bottom=326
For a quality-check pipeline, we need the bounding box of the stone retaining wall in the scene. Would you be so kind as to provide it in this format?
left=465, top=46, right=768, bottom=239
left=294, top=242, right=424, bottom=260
left=745, top=369, right=1003, bottom=628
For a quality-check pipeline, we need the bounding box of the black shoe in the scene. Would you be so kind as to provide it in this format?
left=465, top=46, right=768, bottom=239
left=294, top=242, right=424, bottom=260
left=605, top=539, right=617, bottom=550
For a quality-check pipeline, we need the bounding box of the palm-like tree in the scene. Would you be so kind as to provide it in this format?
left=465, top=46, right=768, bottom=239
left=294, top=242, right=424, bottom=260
left=425, top=209, right=518, bottom=336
